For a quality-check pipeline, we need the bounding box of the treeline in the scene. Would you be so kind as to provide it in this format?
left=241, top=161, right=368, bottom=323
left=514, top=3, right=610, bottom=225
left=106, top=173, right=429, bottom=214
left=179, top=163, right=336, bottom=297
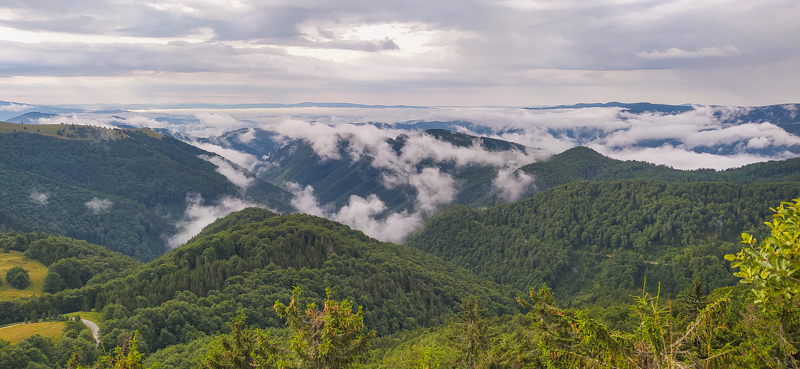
left=407, top=180, right=800, bottom=305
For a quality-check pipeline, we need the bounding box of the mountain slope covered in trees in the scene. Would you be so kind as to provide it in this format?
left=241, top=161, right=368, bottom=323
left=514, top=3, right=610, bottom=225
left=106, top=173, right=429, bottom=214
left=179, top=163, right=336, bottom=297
left=0, top=122, right=293, bottom=260
left=406, top=180, right=800, bottom=305
left=1, top=208, right=511, bottom=363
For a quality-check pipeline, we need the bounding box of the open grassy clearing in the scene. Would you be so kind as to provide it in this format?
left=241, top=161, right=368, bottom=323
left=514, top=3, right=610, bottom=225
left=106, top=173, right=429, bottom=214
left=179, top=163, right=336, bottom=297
left=0, top=251, right=47, bottom=300
left=65, top=312, right=103, bottom=324
left=0, top=321, right=65, bottom=344
left=0, top=121, right=162, bottom=140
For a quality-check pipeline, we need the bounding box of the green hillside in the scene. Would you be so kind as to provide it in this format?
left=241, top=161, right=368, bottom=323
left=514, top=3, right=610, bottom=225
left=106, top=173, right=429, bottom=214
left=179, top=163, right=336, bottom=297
left=0, top=232, right=140, bottom=299
left=406, top=180, right=800, bottom=305
left=0, top=122, right=293, bottom=260
left=522, top=146, right=800, bottom=192
left=0, top=251, right=48, bottom=300
left=1, top=208, right=510, bottom=355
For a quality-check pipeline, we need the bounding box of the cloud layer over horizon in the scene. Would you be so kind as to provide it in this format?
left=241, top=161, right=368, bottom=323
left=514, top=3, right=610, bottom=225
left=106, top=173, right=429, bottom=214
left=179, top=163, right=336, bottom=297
left=11, top=103, right=800, bottom=245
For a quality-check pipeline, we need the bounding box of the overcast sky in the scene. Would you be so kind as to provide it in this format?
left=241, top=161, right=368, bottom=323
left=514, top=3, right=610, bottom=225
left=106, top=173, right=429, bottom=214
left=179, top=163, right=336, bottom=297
left=1, top=0, right=798, bottom=106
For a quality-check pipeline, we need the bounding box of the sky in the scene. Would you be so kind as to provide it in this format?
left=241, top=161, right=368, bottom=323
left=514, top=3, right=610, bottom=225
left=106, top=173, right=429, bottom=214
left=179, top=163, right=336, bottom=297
left=1, top=0, right=799, bottom=107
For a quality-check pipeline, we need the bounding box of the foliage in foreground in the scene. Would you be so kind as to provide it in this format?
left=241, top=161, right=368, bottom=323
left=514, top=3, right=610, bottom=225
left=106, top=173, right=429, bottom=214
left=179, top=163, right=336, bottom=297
left=201, top=287, right=373, bottom=369
left=726, top=198, right=800, bottom=368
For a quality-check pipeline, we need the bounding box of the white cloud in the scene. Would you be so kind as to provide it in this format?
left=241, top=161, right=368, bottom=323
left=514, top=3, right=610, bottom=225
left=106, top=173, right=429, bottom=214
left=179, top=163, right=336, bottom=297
left=168, top=194, right=260, bottom=248
left=202, top=155, right=255, bottom=189
left=29, top=191, right=47, bottom=205
left=0, top=103, right=31, bottom=111
left=191, top=112, right=245, bottom=138
left=269, top=120, right=542, bottom=213
left=237, top=128, right=257, bottom=143
left=288, top=182, right=421, bottom=243
left=590, top=144, right=792, bottom=171
left=637, top=46, right=741, bottom=59
left=191, top=141, right=261, bottom=171
left=85, top=197, right=112, bottom=212
left=492, top=168, right=535, bottom=202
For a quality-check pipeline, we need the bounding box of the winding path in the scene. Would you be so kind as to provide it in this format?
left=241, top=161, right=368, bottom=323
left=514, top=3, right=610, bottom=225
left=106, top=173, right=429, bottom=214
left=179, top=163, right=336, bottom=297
left=81, top=319, right=101, bottom=346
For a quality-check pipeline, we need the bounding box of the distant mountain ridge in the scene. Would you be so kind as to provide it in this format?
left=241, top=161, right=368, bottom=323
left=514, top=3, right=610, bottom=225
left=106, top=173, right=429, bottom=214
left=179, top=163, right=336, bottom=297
left=522, top=146, right=800, bottom=193
left=527, top=101, right=696, bottom=114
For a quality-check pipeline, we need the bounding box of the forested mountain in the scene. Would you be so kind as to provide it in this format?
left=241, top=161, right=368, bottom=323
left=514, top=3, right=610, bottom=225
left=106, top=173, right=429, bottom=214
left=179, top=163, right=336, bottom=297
left=0, top=122, right=293, bottom=260
left=1, top=208, right=510, bottom=360
left=522, top=146, right=800, bottom=193
left=406, top=180, right=800, bottom=306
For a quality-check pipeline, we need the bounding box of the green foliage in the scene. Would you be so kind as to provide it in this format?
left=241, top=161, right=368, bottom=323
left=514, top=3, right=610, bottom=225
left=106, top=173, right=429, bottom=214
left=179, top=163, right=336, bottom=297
left=141, top=336, right=214, bottom=369
left=275, top=287, right=373, bottom=368
left=0, top=330, right=99, bottom=369
left=447, top=298, right=491, bottom=369
left=408, top=180, right=798, bottom=304
left=726, top=198, right=800, bottom=308
left=6, top=265, right=31, bottom=289
left=200, top=312, right=279, bottom=368
left=203, top=288, right=372, bottom=369
left=0, top=232, right=140, bottom=306
left=2, top=209, right=508, bottom=354
left=726, top=198, right=800, bottom=366
left=96, top=333, right=145, bottom=369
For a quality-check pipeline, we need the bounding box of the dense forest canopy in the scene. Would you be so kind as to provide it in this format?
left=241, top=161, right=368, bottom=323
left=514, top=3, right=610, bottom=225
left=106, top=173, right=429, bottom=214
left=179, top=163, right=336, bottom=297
left=407, top=180, right=800, bottom=305
left=0, top=123, right=292, bottom=260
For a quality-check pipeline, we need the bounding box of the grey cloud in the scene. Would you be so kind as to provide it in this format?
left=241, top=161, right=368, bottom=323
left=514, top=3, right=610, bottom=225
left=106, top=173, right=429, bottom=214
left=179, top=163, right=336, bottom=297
left=1, top=0, right=798, bottom=104
left=0, top=40, right=296, bottom=77
left=0, top=15, right=97, bottom=34
left=282, top=37, right=400, bottom=52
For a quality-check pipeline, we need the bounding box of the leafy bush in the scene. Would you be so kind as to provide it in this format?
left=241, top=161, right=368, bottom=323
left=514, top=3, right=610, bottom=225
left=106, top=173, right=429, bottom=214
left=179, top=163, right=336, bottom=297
left=5, top=265, right=30, bottom=289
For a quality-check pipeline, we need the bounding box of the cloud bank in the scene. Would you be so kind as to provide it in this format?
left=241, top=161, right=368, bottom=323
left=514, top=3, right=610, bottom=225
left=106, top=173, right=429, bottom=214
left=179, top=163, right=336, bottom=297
left=1, top=0, right=798, bottom=105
